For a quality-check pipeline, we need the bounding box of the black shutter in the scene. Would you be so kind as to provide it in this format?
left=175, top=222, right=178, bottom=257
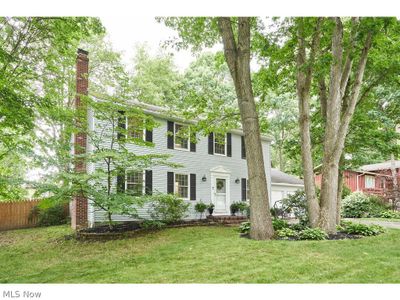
left=208, top=133, right=214, bottom=155
left=227, top=133, right=232, bottom=157
left=241, top=136, right=246, bottom=159
left=190, top=131, right=196, bottom=152
left=117, top=170, right=125, bottom=193
left=167, top=172, right=174, bottom=194
left=145, top=170, right=152, bottom=195
left=145, top=129, right=153, bottom=143
left=167, top=121, right=174, bottom=149
left=190, top=174, right=196, bottom=201
left=117, top=111, right=126, bottom=140
left=241, top=178, right=247, bottom=201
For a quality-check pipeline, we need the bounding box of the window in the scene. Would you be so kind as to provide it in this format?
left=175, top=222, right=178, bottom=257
left=365, top=175, right=375, bottom=189
left=126, top=171, right=144, bottom=196
left=214, top=133, right=226, bottom=155
left=174, top=123, right=189, bottom=150
left=127, top=117, right=144, bottom=140
left=246, top=180, right=250, bottom=201
left=175, top=174, right=189, bottom=199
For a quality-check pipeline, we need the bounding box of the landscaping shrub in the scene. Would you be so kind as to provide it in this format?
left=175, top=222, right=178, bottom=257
left=281, top=190, right=309, bottom=225
left=379, top=210, right=400, bottom=219
left=239, top=221, right=250, bottom=234
left=276, top=227, right=298, bottom=239
left=194, top=201, right=208, bottom=219
left=341, top=192, right=388, bottom=218
left=148, top=193, right=190, bottom=224
left=230, top=202, right=240, bottom=215
left=298, top=228, right=328, bottom=240
left=342, top=222, right=385, bottom=236
left=207, top=203, right=215, bottom=216
left=289, top=223, right=306, bottom=231
left=341, top=184, right=352, bottom=199
left=29, top=201, right=68, bottom=227
left=272, top=218, right=289, bottom=230
left=141, top=220, right=166, bottom=230
left=236, top=202, right=249, bottom=215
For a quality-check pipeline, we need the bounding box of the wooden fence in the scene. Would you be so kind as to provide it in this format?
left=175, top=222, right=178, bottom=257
left=0, top=199, right=41, bottom=231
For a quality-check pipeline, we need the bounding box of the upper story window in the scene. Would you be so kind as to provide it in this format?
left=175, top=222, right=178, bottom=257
left=127, top=117, right=144, bottom=140
left=214, top=133, right=227, bottom=156
left=365, top=175, right=375, bottom=189
left=175, top=173, right=189, bottom=199
left=126, top=171, right=144, bottom=196
left=174, top=123, right=189, bottom=150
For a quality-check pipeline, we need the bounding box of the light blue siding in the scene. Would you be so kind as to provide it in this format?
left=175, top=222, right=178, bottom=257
left=90, top=115, right=271, bottom=224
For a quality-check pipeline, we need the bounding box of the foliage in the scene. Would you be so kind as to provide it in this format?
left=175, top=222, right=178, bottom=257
left=281, top=190, right=309, bottom=225
left=341, top=192, right=388, bottom=218
left=272, top=218, right=289, bottom=231
left=276, top=227, right=298, bottom=239
left=298, top=228, right=328, bottom=240
left=194, top=201, right=208, bottom=219
left=342, top=222, right=385, bottom=236
left=207, top=203, right=215, bottom=215
left=379, top=210, right=400, bottom=219
left=342, top=185, right=352, bottom=200
left=230, top=202, right=240, bottom=216
left=29, top=201, right=68, bottom=226
left=140, top=220, right=166, bottom=230
left=239, top=221, right=251, bottom=235
left=148, top=193, right=190, bottom=224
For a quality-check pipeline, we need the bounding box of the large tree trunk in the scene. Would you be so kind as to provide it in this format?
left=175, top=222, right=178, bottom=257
left=295, top=18, right=322, bottom=227
left=390, top=154, right=399, bottom=209
left=218, top=17, right=274, bottom=240
left=336, top=155, right=345, bottom=225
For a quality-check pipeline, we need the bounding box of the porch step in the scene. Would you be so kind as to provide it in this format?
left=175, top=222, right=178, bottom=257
left=206, top=215, right=248, bottom=225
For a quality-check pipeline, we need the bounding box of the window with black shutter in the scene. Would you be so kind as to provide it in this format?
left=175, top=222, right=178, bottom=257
left=227, top=133, right=232, bottom=157
left=145, top=170, right=153, bottom=195
left=241, top=178, right=247, bottom=201
left=117, top=111, right=126, bottom=140
left=167, top=121, right=174, bottom=149
left=190, top=174, right=196, bottom=200
left=208, top=133, right=214, bottom=155
left=117, top=170, right=125, bottom=193
left=167, top=172, right=174, bottom=194
left=190, top=131, right=196, bottom=152
left=241, top=136, right=246, bottom=159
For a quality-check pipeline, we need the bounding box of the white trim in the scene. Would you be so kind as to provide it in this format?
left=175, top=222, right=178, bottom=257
left=210, top=170, right=231, bottom=215
left=271, top=183, right=304, bottom=188
left=173, top=122, right=190, bottom=151
left=174, top=173, right=190, bottom=200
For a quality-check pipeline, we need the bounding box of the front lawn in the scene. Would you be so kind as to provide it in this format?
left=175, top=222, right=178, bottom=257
left=0, top=225, right=399, bottom=283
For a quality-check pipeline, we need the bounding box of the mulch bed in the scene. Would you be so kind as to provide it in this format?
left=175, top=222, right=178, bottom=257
left=73, top=219, right=217, bottom=242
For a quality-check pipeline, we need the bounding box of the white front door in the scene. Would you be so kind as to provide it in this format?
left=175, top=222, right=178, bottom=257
left=211, top=173, right=230, bottom=214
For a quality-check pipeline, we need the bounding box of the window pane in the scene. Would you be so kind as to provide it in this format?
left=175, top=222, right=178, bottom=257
left=216, top=178, right=226, bottom=193
left=214, top=133, right=226, bottom=155
left=126, top=171, right=143, bottom=195
left=174, top=124, right=189, bottom=149
left=175, top=174, right=189, bottom=198
left=128, top=117, right=143, bottom=139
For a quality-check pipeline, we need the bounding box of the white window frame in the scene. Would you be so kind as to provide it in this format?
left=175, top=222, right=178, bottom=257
left=214, top=133, right=227, bottom=156
left=174, top=173, right=190, bottom=200
left=125, top=170, right=145, bottom=196
left=126, top=116, right=145, bottom=140
left=365, top=175, right=375, bottom=189
left=174, top=123, right=189, bottom=151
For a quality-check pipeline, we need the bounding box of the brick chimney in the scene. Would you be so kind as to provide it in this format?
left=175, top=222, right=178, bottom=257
left=71, top=49, right=89, bottom=230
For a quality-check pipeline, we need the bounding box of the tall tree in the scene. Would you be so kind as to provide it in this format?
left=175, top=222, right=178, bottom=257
left=160, top=17, right=274, bottom=240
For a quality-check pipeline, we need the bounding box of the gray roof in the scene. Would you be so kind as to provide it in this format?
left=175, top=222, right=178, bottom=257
left=271, top=168, right=304, bottom=185
left=361, top=160, right=400, bottom=171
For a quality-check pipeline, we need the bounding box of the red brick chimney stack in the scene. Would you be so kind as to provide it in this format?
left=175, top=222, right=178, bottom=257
left=71, top=49, right=89, bottom=229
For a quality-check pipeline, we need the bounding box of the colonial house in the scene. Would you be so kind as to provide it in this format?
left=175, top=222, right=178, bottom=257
left=71, top=49, right=303, bottom=229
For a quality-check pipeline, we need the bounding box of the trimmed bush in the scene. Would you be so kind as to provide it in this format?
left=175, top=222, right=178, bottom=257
left=29, top=201, right=68, bottom=227
left=148, top=193, right=190, bottom=224
left=281, top=190, right=309, bottom=225
left=276, top=228, right=298, bottom=239
left=239, top=221, right=250, bottom=234
left=298, top=228, right=328, bottom=240
left=343, top=222, right=385, bottom=236
left=379, top=210, right=400, bottom=219
left=272, top=218, right=289, bottom=231
left=194, top=202, right=208, bottom=219
left=341, top=192, right=387, bottom=218
left=141, top=220, right=166, bottom=230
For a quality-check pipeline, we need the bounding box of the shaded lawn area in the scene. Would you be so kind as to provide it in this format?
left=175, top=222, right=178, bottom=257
left=0, top=225, right=399, bottom=283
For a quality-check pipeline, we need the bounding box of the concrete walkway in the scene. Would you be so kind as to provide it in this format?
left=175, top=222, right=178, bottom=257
left=344, top=218, right=400, bottom=229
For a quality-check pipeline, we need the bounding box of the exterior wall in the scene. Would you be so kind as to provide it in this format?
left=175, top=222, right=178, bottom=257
left=91, top=115, right=272, bottom=223
left=270, top=184, right=303, bottom=208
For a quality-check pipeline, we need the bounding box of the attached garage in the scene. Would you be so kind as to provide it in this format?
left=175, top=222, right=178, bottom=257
left=270, top=168, right=304, bottom=208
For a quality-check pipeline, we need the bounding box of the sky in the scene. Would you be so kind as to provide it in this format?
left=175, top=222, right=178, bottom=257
left=100, top=16, right=217, bottom=71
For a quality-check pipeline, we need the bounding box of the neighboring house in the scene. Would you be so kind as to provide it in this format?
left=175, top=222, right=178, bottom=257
left=315, top=160, right=400, bottom=199
left=270, top=168, right=304, bottom=208
left=71, top=49, right=279, bottom=228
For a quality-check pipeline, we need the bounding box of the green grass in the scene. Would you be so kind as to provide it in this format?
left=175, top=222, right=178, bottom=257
left=0, top=225, right=399, bottom=283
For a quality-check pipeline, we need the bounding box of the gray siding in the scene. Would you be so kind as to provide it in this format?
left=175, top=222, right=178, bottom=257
left=90, top=115, right=271, bottom=224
